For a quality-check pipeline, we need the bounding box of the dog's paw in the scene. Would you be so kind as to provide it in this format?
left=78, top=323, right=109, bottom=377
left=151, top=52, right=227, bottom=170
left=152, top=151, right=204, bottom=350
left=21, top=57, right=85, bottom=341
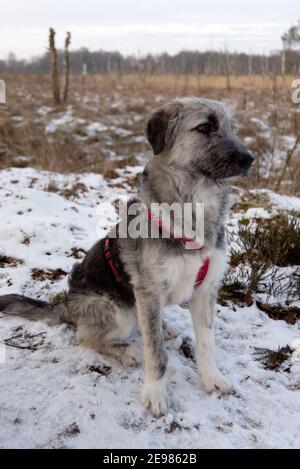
left=140, top=378, right=169, bottom=417
left=120, top=345, right=142, bottom=367
left=200, top=369, right=233, bottom=394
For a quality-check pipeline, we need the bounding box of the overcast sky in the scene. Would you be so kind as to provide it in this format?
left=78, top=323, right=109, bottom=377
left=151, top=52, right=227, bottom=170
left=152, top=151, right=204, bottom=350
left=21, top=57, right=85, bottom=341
left=0, top=0, right=299, bottom=59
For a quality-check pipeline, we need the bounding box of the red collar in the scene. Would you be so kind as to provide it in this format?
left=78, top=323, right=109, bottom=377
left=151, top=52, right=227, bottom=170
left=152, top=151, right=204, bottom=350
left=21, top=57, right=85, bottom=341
left=146, top=208, right=204, bottom=251
left=147, top=209, right=209, bottom=288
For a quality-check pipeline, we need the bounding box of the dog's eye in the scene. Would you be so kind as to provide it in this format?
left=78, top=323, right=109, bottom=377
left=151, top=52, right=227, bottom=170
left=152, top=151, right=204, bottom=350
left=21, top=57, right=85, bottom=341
left=193, top=123, right=211, bottom=134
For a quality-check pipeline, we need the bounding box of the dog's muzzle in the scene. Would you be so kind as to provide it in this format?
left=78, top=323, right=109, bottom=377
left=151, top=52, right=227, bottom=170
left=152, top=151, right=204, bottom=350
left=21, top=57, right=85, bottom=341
left=225, top=137, right=254, bottom=174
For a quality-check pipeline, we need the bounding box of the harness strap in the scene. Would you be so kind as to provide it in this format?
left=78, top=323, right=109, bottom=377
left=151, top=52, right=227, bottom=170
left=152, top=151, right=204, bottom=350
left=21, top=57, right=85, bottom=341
left=194, top=257, right=210, bottom=288
left=104, top=238, right=122, bottom=283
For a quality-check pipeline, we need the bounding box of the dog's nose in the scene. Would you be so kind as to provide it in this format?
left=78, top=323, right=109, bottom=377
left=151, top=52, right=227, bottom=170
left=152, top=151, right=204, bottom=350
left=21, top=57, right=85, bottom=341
left=224, top=137, right=254, bottom=171
left=237, top=150, right=254, bottom=170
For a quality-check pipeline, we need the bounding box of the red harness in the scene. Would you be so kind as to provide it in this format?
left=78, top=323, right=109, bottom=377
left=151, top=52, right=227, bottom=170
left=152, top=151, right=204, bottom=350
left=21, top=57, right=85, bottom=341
left=104, top=238, right=123, bottom=283
left=105, top=210, right=210, bottom=289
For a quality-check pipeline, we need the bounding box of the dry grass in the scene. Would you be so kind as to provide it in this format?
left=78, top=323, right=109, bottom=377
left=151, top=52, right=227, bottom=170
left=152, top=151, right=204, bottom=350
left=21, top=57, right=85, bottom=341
left=93, top=74, right=297, bottom=92
left=31, top=268, right=68, bottom=281
left=256, top=302, right=300, bottom=325
left=254, top=345, right=293, bottom=371
left=86, top=364, right=112, bottom=376
left=222, top=212, right=300, bottom=305
left=230, top=213, right=300, bottom=269
left=0, top=255, right=24, bottom=268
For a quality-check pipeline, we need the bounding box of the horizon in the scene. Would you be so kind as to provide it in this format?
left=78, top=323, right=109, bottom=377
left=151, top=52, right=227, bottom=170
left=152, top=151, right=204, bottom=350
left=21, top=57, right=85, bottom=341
left=3, top=45, right=291, bottom=63
left=1, top=0, right=299, bottom=61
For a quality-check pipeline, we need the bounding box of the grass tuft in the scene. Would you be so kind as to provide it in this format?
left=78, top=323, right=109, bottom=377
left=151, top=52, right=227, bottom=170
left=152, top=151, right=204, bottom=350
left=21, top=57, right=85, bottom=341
left=253, top=345, right=293, bottom=371
left=224, top=211, right=300, bottom=304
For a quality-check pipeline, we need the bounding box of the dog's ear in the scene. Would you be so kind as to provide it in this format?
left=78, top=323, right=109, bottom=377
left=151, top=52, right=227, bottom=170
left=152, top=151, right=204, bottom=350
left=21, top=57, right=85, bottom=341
left=145, top=104, right=182, bottom=155
left=145, top=109, right=170, bottom=155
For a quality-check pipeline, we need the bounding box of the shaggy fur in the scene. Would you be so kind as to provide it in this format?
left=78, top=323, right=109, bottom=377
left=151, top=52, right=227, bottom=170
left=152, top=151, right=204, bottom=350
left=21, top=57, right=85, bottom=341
left=0, top=97, right=253, bottom=416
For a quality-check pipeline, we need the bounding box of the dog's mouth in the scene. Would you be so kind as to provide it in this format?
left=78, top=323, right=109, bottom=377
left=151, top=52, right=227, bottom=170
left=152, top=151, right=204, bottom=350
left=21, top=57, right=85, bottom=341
left=231, top=160, right=255, bottom=178
left=238, top=152, right=254, bottom=173
left=199, top=160, right=254, bottom=183
left=241, top=165, right=253, bottom=176
left=223, top=165, right=254, bottom=181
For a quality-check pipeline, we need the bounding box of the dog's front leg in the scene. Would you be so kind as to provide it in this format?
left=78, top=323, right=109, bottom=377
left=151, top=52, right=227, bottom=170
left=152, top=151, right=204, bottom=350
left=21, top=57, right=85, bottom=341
left=134, top=289, right=169, bottom=417
left=189, top=285, right=232, bottom=394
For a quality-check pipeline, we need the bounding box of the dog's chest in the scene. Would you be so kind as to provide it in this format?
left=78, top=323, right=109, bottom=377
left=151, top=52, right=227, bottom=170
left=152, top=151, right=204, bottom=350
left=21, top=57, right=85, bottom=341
left=164, top=253, right=203, bottom=305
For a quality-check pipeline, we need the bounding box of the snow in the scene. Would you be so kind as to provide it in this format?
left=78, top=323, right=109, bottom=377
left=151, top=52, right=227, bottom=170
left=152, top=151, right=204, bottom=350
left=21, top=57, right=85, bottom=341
left=45, top=108, right=85, bottom=133
left=249, top=188, right=300, bottom=212
left=11, top=155, right=32, bottom=164
left=291, top=338, right=300, bottom=370
left=244, top=207, right=272, bottom=219
left=262, top=189, right=300, bottom=212
left=250, top=117, right=269, bottom=131
left=111, top=127, right=132, bottom=137
left=281, top=135, right=297, bottom=148
left=0, top=168, right=300, bottom=449
left=11, top=116, right=24, bottom=123
left=37, top=106, right=53, bottom=116
left=85, top=122, right=108, bottom=136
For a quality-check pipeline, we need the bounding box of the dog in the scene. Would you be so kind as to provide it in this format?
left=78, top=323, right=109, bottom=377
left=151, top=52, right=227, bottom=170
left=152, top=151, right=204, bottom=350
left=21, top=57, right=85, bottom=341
left=0, top=97, right=253, bottom=416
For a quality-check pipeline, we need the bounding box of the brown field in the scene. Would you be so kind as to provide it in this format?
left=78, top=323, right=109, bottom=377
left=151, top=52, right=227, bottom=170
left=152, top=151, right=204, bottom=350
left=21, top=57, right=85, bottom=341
left=0, top=73, right=299, bottom=194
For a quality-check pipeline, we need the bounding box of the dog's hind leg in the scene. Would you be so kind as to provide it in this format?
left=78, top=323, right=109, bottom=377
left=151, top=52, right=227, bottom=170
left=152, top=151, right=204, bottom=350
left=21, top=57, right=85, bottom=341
left=72, top=293, right=141, bottom=367
left=77, top=323, right=142, bottom=367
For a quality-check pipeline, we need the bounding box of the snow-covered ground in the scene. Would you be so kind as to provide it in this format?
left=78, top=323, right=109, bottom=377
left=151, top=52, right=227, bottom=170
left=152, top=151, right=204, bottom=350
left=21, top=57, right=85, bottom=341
left=0, top=167, right=300, bottom=449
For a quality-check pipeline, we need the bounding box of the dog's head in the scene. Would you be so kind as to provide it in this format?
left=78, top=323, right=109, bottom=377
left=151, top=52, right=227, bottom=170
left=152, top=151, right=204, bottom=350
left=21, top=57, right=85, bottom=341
left=145, top=97, right=254, bottom=181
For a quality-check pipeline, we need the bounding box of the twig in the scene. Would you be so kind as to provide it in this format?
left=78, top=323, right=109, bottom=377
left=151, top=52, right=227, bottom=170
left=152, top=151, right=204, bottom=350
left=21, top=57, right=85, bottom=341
left=63, top=31, right=71, bottom=104
left=275, top=134, right=300, bottom=191
left=3, top=331, right=46, bottom=342
left=3, top=333, right=23, bottom=342
left=27, top=331, right=47, bottom=338
left=2, top=331, right=47, bottom=352
left=1, top=342, right=37, bottom=351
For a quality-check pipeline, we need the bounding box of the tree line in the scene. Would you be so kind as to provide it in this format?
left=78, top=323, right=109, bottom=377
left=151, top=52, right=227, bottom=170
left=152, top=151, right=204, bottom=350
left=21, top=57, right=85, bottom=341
left=1, top=48, right=299, bottom=76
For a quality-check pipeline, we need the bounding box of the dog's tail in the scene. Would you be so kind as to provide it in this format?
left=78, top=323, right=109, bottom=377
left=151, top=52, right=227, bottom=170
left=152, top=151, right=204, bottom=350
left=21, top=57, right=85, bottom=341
left=0, top=294, right=65, bottom=325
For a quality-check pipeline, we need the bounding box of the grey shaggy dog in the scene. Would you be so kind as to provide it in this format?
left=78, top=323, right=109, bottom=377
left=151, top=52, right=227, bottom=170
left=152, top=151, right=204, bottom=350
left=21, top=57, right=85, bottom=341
left=0, top=97, right=253, bottom=416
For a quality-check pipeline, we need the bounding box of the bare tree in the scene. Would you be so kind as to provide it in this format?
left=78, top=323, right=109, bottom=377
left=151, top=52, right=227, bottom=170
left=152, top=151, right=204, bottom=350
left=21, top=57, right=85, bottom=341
left=63, top=31, right=71, bottom=103
left=49, top=28, right=61, bottom=106
left=224, top=47, right=232, bottom=91
left=281, top=38, right=287, bottom=75
left=82, top=63, right=87, bottom=97
left=282, top=20, right=300, bottom=75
